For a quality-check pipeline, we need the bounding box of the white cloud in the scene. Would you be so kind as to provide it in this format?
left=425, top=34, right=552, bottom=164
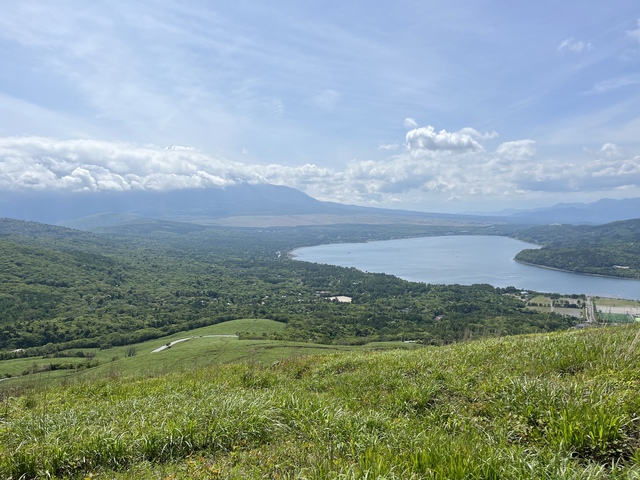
left=0, top=137, right=240, bottom=192
left=164, top=145, right=195, bottom=151
left=558, top=37, right=592, bottom=53
left=628, top=18, right=640, bottom=42
left=405, top=126, right=484, bottom=154
left=403, top=118, right=418, bottom=129
left=2, top=135, right=640, bottom=209
left=495, top=139, right=536, bottom=160
left=459, top=128, right=498, bottom=140
left=591, top=74, right=640, bottom=94
left=378, top=143, right=399, bottom=151
left=598, top=143, right=623, bottom=158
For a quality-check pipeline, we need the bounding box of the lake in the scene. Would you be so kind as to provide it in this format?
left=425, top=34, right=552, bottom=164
left=292, top=235, right=640, bottom=300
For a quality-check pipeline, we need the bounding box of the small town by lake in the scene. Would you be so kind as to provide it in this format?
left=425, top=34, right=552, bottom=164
left=292, top=235, right=640, bottom=300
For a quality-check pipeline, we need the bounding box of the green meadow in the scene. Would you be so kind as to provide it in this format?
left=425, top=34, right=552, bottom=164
left=0, top=319, right=358, bottom=388
left=1, top=324, right=639, bottom=479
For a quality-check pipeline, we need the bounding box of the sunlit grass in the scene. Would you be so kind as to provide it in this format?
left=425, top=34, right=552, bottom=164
left=0, top=319, right=310, bottom=387
left=1, top=325, right=639, bottom=479
left=594, top=297, right=640, bottom=308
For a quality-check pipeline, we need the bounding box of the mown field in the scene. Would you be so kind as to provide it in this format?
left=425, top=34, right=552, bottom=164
left=526, top=294, right=583, bottom=314
left=1, top=325, right=639, bottom=479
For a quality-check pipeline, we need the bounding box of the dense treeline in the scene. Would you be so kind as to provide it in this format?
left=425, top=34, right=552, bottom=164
left=513, top=219, right=640, bottom=278
left=0, top=218, right=571, bottom=354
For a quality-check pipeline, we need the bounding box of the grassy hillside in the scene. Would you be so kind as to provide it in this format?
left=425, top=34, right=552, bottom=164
left=0, top=319, right=374, bottom=388
left=1, top=325, right=639, bottom=479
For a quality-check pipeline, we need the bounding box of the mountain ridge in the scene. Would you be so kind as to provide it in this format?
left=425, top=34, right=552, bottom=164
left=0, top=183, right=506, bottom=228
left=496, top=197, right=640, bottom=224
left=1, top=182, right=638, bottom=227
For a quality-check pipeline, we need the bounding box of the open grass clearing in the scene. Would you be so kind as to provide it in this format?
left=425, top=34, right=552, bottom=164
left=0, top=319, right=284, bottom=374
left=527, top=295, right=553, bottom=307
left=593, top=298, right=640, bottom=322
left=175, top=318, right=286, bottom=335
left=0, top=318, right=388, bottom=389
left=593, top=297, right=640, bottom=308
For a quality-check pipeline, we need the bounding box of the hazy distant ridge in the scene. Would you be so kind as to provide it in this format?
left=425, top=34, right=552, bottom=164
left=503, top=197, right=640, bottom=224
left=1, top=182, right=638, bottom=227
left=0, top=183, right=501, bottom=226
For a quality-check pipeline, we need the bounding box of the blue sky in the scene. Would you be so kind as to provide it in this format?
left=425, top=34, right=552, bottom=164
left=1, top=1, right=640, bottom=212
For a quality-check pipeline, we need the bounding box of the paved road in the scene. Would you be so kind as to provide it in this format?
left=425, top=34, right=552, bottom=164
left=585, top=296, right=596, bottom=323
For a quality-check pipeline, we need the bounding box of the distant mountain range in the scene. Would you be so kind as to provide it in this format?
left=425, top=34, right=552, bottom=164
left=0, top=184, right=501, bottom=228
left=1, top=184, right=323, bottom=224
left=0, top=183, right=637, bottom=228
left=496, top=197, right=640, bottom=225
left=0, top=184, right=345, bottom=225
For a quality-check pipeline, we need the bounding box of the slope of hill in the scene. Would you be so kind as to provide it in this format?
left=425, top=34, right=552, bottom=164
left=513, top=219, right=640, bottom=278
left=2, top=325, right=639, bottom=479
left=0, top=184, right=330, bottom=224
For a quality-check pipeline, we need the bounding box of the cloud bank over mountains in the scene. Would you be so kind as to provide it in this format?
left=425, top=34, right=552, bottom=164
left=2, top=3, right=640, bottom=211
left=2, top=124, right=639, bottom=210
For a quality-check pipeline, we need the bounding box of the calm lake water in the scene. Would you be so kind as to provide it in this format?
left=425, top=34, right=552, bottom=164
left=292, top=235, right=640, bottom=300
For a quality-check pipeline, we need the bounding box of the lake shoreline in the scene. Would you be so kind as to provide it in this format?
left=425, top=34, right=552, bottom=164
left=291, top=235, right=640, bottom=300
left=292, top=234, right=640, bottom=282
left=513, top=258, right=640, bottom=281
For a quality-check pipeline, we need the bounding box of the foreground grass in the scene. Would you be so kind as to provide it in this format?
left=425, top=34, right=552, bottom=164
left=1, top=326, right=640, bottom=479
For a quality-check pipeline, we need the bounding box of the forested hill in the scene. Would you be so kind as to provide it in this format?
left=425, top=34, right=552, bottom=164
left=0, top=217, right=571, bottom=354
left=513, top=218, right=640, bottom=278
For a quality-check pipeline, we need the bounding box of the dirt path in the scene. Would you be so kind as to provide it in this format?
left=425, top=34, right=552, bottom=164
left=151, top=334, right=237, bottom=353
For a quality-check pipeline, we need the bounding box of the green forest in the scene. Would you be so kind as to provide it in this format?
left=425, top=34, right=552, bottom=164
left=0, top=218, right=570, bottom=357
left=514, top=219, right=640, bottom=278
